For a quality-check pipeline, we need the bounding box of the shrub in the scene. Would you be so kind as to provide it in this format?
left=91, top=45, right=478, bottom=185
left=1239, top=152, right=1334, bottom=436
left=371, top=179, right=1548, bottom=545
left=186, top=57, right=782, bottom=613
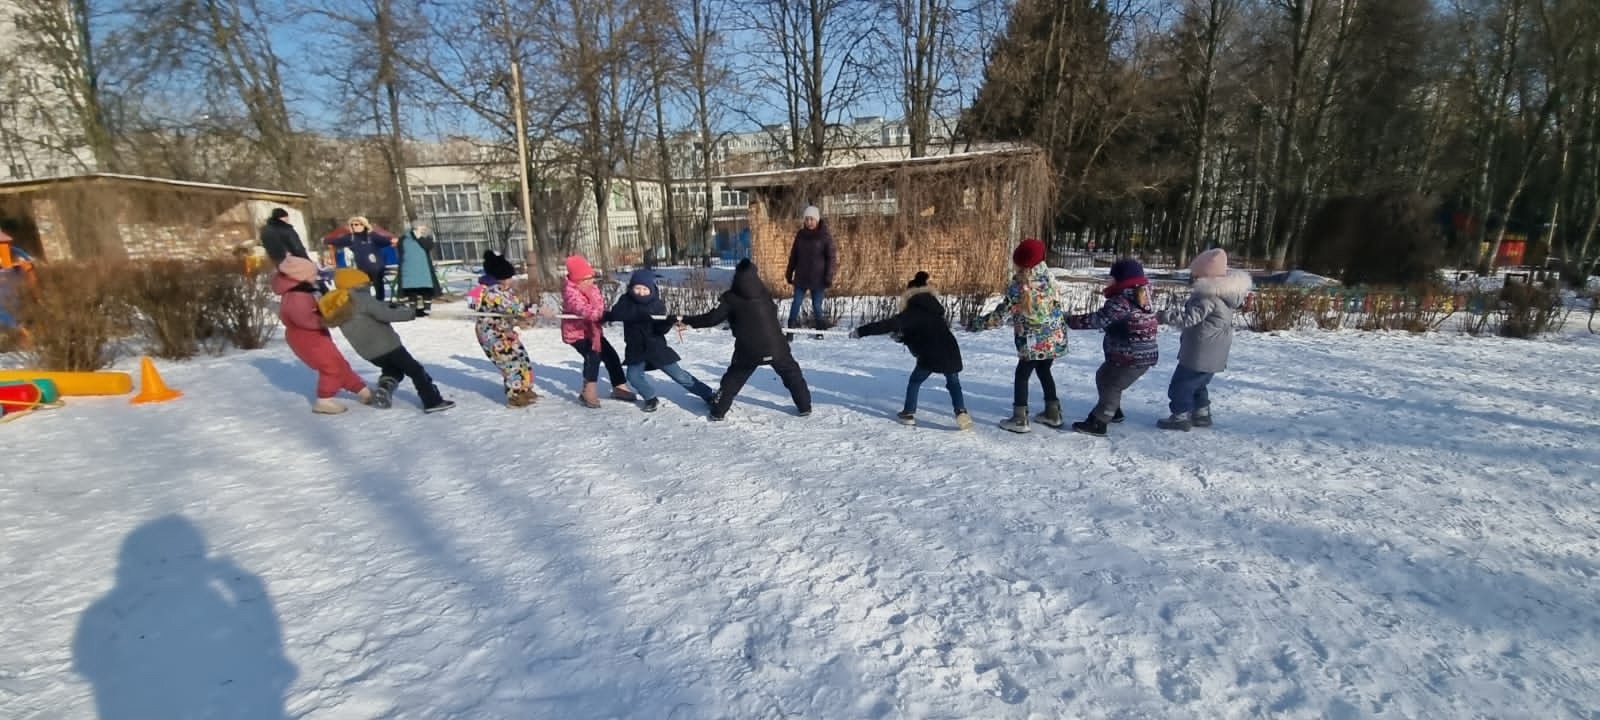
left=1244, top=289, right=1313, bottom=332
left=124, top=260, right=211, bottom=359
left=1498, top=282, right=1566, bottom=338
left=203, top=260, right=278, bottom=352
left=12, top=261, right=131, bottom=371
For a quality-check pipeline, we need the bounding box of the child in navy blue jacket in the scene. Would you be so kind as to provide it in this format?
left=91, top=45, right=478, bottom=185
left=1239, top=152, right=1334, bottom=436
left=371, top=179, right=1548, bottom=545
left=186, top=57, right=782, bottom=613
left=606, top=269, right=716, bottom=412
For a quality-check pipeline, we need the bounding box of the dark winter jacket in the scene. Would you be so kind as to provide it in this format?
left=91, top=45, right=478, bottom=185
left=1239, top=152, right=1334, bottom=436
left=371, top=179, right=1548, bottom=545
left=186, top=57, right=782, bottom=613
left=259, top=218, right=308, bottom=264
left=1066, top=283, right=1160, bottom=368
left=785, top=222, right=837, bottom=290
left=335, top=286, right=416, bottom=361
left=680, top=259, right=794, bottom=366
left=327, top=230, right=393, bottom=275
left=855, top=286, right=963, bottom=374
left=395, top=230, right=440, bottom=292
left=606, top=269, right=679, bottom=369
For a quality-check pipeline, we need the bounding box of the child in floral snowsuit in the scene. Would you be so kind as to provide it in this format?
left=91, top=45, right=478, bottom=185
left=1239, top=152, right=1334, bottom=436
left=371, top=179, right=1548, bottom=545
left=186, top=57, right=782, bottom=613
left=469, top=250, right=540, bottom=407
left=971, top=237, right=1069, bottom=433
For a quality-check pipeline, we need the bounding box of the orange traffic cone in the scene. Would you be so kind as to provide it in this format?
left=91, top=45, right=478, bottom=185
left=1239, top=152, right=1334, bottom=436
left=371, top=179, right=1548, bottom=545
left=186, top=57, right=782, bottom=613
left=130, top=356, right=182, bottom=404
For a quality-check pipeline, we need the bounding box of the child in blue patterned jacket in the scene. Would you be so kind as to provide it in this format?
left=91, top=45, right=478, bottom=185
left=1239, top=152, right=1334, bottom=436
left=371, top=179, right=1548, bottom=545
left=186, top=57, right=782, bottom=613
left=1063, top=257, right=1159, bottom=436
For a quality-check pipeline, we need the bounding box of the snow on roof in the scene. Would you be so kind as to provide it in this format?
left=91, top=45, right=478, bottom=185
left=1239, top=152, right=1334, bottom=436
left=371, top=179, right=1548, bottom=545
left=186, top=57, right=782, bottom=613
left=0, top=172, right=308, bottom=201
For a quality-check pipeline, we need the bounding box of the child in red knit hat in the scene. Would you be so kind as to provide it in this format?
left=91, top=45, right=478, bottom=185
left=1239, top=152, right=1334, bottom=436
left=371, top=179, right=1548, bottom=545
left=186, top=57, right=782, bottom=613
left=970, top=237, right=1069, bottom=433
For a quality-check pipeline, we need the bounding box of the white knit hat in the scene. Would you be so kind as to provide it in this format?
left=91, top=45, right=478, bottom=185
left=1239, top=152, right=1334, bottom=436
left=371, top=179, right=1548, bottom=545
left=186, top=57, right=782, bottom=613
left=802, top=205, right=821, bottom=221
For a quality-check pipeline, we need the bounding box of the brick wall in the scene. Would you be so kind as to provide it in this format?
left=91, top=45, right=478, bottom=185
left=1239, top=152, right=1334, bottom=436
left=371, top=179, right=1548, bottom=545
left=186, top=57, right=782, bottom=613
left=29, top=197, right=71, bottom=262
left=118, top=200, right=258, bottom=261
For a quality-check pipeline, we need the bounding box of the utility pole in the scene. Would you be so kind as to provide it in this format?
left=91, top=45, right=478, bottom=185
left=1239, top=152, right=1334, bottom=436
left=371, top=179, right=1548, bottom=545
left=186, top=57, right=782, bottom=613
left=509, top=59, right=539, bottom=278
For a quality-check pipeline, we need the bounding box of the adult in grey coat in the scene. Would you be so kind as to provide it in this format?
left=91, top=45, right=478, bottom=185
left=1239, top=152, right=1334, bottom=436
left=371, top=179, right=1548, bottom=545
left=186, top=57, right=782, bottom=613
left=328, top=270, right=453, bottom=413
left=1157, top=248, right=1252, bottom=431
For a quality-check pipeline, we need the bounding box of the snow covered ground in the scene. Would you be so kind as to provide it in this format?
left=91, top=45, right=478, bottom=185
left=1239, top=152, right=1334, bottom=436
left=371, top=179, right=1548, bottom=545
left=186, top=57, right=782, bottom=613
left=3, top=311, right=1599, bottom=719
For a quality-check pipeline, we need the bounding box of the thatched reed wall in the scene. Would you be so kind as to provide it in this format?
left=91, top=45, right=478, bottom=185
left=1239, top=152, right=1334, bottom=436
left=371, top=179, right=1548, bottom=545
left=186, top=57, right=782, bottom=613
left=730, top=146, right=1053, bottom=295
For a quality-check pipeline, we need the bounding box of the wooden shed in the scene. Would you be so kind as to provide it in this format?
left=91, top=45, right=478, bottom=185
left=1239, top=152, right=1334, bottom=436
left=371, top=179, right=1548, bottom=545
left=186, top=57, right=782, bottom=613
left=722, top=145, right=1052, bottom=294
left=0, top=173, right=308, bottom=263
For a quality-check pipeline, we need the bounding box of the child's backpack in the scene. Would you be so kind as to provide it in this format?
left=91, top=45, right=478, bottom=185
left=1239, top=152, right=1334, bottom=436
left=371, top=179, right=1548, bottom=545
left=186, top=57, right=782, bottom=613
left=317, top=288, right=355, bottom=327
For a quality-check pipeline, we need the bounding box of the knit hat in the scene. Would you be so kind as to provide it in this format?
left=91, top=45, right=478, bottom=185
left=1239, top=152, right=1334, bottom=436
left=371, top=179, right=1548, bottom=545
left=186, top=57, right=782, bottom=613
left=270, top=207, right=289, bottom=220
left=277, top=256, right=319, bottom=283
left=333, top=268, right=372, bottom=290
left=565, top=255, right=594, bottom=280
left=483, top=250, right=515, bottom=280
left=1189, top=248, right=1229, bottom=279
left=802, top=206, right=821, bottom=221
left=1109, top=258, right=1146, bottom=283
left=907, top=271, right=930, bottom=288
left=1012, top=237, right=1046, bottom=269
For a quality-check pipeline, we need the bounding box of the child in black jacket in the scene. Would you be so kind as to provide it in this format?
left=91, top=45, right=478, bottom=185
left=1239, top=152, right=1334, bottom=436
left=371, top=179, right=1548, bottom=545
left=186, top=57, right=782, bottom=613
left=675, top=259, right=812, bottom=421
left=853, top=271, right=972, bottom=430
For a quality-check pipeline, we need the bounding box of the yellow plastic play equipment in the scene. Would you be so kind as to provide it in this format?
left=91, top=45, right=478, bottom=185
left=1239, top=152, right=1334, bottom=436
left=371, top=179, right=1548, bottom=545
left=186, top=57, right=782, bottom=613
left=0, top=369, right=133, bottom=396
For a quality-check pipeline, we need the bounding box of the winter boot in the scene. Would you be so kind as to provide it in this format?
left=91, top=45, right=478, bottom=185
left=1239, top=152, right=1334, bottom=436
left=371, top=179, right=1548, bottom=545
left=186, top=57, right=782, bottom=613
left=643, top=397, right=660, bottom=412
left=1191, top=406, right=1213, bottom=428
left=1157, top=412, right=1193, bottom=432
left=370, top=377, right=397, bottom=409
left=610, top=385, right=637, bottom=401
left=357, top=387, right=374, bottom=405
left=312, top=398, right=347, bottom=414
left=955, top=410, right=974, bottom=431
left=507, top=388, right=538, bottom=407
left=896, top=411, right=916, bottom=426
left=1110, top=408, right=1125, bottom=423
left=1071, top=413, right=1108, bottom=437
left=424, top=399, right=456, bottom=414
left=1000, top=405, right=1031, bottom=434
left=1034, top=399, right=1064, bottom=429
left=580, top=381, right=602, bottom=408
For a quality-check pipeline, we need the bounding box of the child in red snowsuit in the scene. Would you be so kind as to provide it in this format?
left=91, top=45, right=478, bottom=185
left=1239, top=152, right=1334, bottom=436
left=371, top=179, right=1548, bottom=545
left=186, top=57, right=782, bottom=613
left=272, top=257, right=371, bottom=414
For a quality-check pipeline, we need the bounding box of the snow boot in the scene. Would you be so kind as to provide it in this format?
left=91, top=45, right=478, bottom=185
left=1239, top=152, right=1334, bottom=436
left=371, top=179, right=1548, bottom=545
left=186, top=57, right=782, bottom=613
left=1157, top=412, right=1192, bottom=432
left=1111, top=408, right=1125, bottom=423
left=797, top=407, right=812, bottom=417
left=507, top=388, right=538, bottom=407
left=1034, top=399, right=1064, bottom=429
left=643, top=397, right=660, bottom=412
left=1000, top=405, right=1031, bottom=433
left=896, top=411, right=916, bottom=426
left=1191, top=406, right=1213, bottom=428
left=1071, top=413, right=1107, bottom=437
left=580, top=381, right=602, bottom=408
left=424, top=399, right=455, bottom=414
left=955, top=410, right=974, bottom=431
left=312, top=398, right=346, bottom=414
left=357, top=387, right=374, bottom=405
left=610, top=385, right=637, bottom=401
left=370, top=377, right=397, bottom=409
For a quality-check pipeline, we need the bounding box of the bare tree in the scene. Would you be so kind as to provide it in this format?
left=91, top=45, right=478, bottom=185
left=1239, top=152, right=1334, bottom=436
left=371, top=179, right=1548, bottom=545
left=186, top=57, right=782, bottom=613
left=119, top=0, right=302, bottom=190
left=1171, top=0, right=1240, bottom=261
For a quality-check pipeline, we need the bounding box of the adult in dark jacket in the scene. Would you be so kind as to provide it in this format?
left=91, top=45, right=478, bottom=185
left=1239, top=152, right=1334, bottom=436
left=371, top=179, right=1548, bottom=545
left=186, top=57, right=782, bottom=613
left=326, top=216, right=394, bottom=300
left=784, top=205, right=838, bottom=329
left=853, top=271, right=971, bottom=429
left=258, top=208, right=308, bottom=264
left=676, top=259, right=812, bottom=420
left=606, top=268, right=716, bottom=412
left=394, top=221, right=441, bottom=312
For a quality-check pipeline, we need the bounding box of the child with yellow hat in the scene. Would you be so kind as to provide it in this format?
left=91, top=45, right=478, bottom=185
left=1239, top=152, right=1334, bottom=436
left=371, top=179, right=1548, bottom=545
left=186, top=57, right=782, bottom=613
left=321, top=268, right=454, bottom=413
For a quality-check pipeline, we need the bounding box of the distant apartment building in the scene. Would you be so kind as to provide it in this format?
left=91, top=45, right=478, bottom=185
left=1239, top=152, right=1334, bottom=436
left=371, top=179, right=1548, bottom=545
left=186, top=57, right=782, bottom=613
left=0, top=0, right=97, bottom=180
left=402, top=113, right=964, bottom=268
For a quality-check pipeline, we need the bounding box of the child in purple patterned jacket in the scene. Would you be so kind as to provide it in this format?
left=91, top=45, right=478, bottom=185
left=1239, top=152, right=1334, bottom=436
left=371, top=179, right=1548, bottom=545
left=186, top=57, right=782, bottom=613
left=1063, top=258, right=1159, bottom=436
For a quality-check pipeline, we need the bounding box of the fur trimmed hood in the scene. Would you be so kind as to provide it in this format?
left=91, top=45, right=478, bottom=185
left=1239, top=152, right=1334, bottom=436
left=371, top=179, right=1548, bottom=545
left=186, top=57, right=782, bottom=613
left=897, top=284, right=938, bottom=313
left=1191, top=269, right=1253, bottom=309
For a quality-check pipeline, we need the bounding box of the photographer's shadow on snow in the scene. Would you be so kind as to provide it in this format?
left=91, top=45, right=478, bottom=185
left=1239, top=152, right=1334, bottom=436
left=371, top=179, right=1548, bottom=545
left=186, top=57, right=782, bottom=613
left=72, top=515, right=296, bottom=720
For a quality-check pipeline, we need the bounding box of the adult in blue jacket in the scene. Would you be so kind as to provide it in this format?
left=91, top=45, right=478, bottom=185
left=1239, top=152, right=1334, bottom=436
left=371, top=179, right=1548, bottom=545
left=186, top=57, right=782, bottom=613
left=326, top=216, right=394, bottom=300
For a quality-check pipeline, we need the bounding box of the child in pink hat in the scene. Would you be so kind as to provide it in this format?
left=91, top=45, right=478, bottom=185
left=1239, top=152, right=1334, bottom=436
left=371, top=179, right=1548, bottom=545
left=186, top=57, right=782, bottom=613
left=271, top=257, right=371, bottom=414
left=1157, top=247, right=1253, bottom=431
left=560, top=254, right=635, bottom=407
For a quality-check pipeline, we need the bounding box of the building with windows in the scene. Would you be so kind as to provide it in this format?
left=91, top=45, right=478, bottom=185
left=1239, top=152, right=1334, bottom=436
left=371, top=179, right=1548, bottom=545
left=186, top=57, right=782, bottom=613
left=0, top=0, right=98, bottom=180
